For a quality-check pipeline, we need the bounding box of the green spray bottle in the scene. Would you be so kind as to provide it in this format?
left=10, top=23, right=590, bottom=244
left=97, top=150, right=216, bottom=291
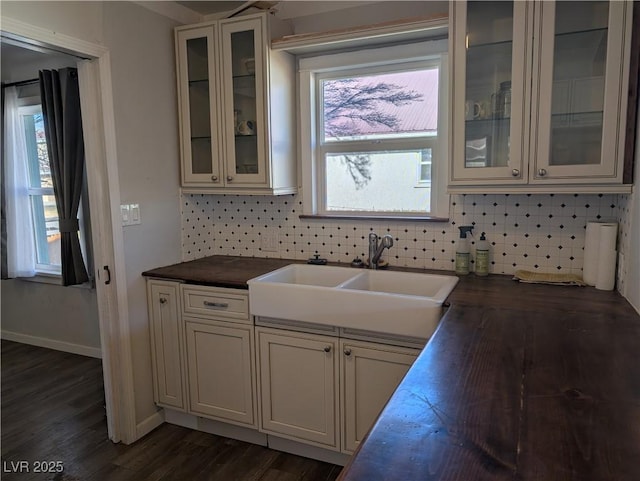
left=455, top=226, right=474, bottom=275
left=475, top=232, right=490, bottom=276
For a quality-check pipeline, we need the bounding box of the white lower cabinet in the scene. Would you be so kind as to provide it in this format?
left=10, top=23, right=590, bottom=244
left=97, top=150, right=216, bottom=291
left=147, top=280, right=422, bottom=457
left=256, top=327, right=339, bottom=449
left=340, top=339, right=419, bottom=454
left=185, top=318, right=256, bottom=427
left=147, top=280, right=186, bottom=410
left=256, top=326, right=420, bottom=454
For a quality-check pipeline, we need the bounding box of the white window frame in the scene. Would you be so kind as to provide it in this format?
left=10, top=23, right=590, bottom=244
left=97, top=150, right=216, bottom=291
left=299, top=40, right=449, bottom=218
left=18, top=102, right=62, bottom=276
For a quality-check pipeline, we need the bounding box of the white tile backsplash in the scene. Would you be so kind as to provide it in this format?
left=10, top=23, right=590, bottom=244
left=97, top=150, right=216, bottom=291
left=182, top=192, right=631, bottom=283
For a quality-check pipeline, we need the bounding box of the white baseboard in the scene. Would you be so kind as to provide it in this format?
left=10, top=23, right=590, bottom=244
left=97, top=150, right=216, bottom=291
left=164, top=409, right=267, bottom=446
left=1, top=330, right=102, bottom=358
left=136, top=410, right=165, bottom=440
left=163, top=408, right=349, bottom=466
left=267, top=436, right=350, bottom=466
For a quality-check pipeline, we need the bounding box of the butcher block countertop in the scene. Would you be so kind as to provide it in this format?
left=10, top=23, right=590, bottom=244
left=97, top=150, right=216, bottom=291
left=142, top=255, right=296, bottom=289
left=143, top=255, right=640, bottom=480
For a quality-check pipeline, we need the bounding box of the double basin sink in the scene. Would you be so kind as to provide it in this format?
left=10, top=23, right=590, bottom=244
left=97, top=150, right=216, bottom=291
left=247, top=264, right=459, bottom=339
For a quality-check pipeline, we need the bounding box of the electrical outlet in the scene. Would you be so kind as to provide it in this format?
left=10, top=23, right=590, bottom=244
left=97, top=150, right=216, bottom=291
left=261, top=232, right=279, bottom=252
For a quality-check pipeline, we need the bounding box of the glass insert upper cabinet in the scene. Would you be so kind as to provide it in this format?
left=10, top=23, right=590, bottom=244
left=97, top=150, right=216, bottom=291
left=450, top=1, right=532, bottom=185
left=531, top=0, right=631, bottom=184
left=176, top=26, right=221, bottom=185
left=220, top=16, right=266, bottom=186
left=449, top=0, right=633, bottom=190
left=175, top=13, right=297, bottom=195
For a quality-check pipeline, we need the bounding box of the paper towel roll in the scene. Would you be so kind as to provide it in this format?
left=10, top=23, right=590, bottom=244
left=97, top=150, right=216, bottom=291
left=583, top=221, right=617, bottom=289
left=598, top=223, right=618, bottom=252
left=596, top=249, right=617, bottom=291
left=583, top=222, right=602, bottom=286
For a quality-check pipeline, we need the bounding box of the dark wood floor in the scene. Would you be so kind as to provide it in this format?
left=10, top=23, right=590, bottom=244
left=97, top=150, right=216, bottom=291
left=1, top=340, right=341, bottom=481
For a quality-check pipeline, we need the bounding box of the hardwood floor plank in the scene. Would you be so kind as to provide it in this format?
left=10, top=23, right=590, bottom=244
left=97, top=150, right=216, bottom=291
left=1, top=340, right=341, bottom=481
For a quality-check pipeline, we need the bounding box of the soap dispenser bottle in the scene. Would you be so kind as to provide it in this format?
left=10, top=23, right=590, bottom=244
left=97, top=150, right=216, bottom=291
left=475, top=232, right=490, bottom=276
left=455, top=226, right=474, bottom=275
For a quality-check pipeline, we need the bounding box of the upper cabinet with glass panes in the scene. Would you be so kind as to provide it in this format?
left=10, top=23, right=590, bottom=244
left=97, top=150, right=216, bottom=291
left=449, top=0, right=635, bottom=193
left=175, top=13, right=297, bottom=195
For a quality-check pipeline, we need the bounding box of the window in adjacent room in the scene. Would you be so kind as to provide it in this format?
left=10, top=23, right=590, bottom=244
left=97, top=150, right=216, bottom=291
left=5, top=93, right=91, bottom=281
left=20, top=104, right=62, bottom=274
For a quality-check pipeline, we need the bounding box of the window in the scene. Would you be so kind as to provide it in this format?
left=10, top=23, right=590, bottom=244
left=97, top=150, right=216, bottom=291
left=20, top=105, right=61, bottom=274
left=299, top=40, right=449, bottom=218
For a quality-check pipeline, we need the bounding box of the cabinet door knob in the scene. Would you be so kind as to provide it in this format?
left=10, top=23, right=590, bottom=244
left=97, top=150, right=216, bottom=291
left=211, top=175, right=218, bottom=182
left=159, top=297, right=167, bottom=304
left=226, top=176, right=233, bottom=182
left=323, top=346, right=332, bottom=353
left=538, top=168, right=547, bottom=177
left=511, top=169, right=520, bottom=177
left=343, top=348, right=352, bottom=356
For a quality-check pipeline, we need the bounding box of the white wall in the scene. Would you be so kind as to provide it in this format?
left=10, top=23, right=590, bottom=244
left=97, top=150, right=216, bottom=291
left=0, top=1, right=104, bottom=46
left=102, top=1, right=182, bottom=425
left=623, top=97, right=640, bottom=312
left=1, top=0, right=183, bottom=428
left=1, top=280, right=101, bottom=355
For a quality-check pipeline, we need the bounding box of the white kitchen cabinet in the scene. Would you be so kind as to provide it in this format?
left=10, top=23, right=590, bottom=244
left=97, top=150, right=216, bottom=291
left=175, top=13, right=297, bottom=195
left=340, top=339, right=419, bottom=454
left=449, top=0, right=633, bottom=192
left=147, top=280, right=186, bottom=410
left=256, top=327, right=340, bottom=450
left=185, top=318, right=256, bottom=427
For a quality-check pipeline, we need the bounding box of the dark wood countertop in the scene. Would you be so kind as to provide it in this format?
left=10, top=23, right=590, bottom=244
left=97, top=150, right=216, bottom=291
left=143, top=255, right=640, bottom=479
left=142, top=256, right=298, bottom=289
left=339, top=279, right=640, bottom=481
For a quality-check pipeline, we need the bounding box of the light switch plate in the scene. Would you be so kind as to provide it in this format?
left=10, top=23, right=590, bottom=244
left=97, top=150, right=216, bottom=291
left=130, top=204, right=141, bottom=225
left=120, top=204, right=130, bottom=226
left=121, top=203, right=141, bottom=226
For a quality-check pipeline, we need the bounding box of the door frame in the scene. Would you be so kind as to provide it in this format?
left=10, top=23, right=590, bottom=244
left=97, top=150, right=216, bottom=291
left=1, top=18, right=137, bottom=443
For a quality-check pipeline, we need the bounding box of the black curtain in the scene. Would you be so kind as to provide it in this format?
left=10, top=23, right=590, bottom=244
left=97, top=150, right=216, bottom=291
left=39, top=68, right=88, bottom=286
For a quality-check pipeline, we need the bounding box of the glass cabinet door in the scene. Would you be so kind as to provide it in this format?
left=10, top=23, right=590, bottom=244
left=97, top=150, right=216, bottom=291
left=177, top=26, right=221, bottom=185
left=220, top=16, right=267, bottom=186
left=533, top=0, right=630, bottom=182
left=450, top=0, right=530, bottom=184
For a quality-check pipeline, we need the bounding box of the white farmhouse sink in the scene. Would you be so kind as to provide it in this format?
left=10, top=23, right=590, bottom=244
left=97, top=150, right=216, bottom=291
left=247, top=264, right=459, bottom=339
left=339, top=270, right=457, bottom=301
left=254, top=263, right=357, bottom=287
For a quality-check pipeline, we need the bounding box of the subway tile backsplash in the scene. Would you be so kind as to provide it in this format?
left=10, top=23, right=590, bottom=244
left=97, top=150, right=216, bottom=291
left=182, top=193, right=631, bottom=283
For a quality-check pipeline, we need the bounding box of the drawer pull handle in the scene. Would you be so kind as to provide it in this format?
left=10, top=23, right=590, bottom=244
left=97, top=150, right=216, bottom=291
left=343, top=348, right=352, bottom=356
left=203, top=301, right=229, bottom=309
left=323, top=346, right=332, bottom=353
left=159, top=297, right=167, bottom=304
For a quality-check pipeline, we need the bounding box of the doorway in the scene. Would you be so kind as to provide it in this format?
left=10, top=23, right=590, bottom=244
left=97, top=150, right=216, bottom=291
left=1, top=20, right=135, bottom=444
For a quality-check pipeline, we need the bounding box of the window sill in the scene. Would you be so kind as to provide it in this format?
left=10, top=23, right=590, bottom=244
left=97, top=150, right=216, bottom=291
left=299, top=214, right=449, bottom=222
left=18, top=273, right=95, bottom=290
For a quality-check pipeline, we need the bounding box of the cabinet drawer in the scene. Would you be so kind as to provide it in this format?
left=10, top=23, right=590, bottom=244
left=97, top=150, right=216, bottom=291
left=181, top=285, right=249, bottom=323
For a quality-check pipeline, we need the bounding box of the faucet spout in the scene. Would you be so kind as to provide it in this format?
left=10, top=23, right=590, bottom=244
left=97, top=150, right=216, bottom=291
left=368, top=233, right=393, bottom=269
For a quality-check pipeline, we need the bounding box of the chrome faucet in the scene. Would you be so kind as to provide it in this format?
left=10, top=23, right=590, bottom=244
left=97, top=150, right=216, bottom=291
left=368, top=232, right=394, bottom=269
